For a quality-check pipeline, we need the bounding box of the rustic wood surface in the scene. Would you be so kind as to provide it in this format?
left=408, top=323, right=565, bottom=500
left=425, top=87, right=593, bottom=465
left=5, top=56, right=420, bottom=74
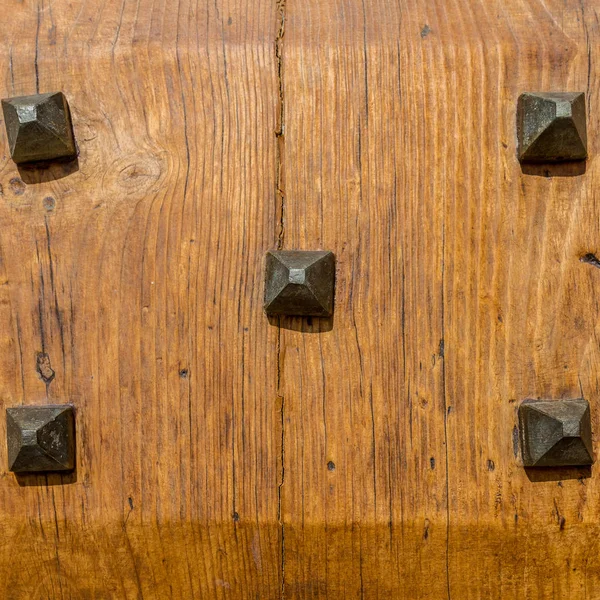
left=0, top=0, right=598, bottom=598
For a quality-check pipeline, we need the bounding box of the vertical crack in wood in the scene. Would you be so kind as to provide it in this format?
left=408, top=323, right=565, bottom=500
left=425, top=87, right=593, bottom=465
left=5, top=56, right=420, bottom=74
left=34, top=4, right=41, bottom=93
left=441, top=207, right=451, bottom=599
left=275, top=2, right=287, bottom=597
left=578, top=0, right=592, bottom=101
left=276, top=326, right=286, bottom=599
left=44, top=218, right=67, bottom=380
left=275, top=0, right=286, bottom=251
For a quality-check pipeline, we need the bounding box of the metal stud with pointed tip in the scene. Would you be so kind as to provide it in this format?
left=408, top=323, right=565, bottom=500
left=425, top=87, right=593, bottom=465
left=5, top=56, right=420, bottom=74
left=2, top=92, right=77, bottom=164
left=6, top=405, right=75, bottom=473
left=517, top=92, right=587, bottom=163
left=518, top=398, right=593, bottom=467
left=264, top=250, right=335, bottom=317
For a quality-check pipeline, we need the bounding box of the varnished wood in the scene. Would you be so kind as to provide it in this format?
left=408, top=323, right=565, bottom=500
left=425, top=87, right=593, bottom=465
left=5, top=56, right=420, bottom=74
left=0, top=0, right=281, bottom=598
left=0, top=0, right=599, bottom=598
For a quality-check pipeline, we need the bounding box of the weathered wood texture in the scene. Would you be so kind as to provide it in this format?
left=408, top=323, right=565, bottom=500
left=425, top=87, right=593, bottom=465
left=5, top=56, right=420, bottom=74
left=0, top=0, right=599, bottom=598
left=0, top=0, right=281, bottom=598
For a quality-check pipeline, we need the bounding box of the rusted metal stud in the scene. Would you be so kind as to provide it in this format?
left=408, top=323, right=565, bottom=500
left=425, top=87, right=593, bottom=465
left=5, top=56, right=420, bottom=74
left=6, top=405, right=75, bottom=473
left=517, top=92, right=587, bottom=163
left=518, top=398, right=593, bottom=467
left=2, top=92, right=76, bottom=164
left=264, top=250, right=335, bottom=317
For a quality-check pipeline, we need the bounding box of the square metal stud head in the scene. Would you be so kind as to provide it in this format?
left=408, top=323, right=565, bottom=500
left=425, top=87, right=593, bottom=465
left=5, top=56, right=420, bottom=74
left=517, top=92, right=587, bottom=163
left=2, top=92, right=77, bottom=164
left=264, top=250, right=335, bottom=317
left=518, top=398, right=593, bottom=467
left=6, top=405, right=75, bottom=473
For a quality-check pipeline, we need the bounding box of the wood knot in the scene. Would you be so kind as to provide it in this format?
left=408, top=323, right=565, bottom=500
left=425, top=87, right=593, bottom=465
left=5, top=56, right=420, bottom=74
left=103, top=152, right=165, bottom=198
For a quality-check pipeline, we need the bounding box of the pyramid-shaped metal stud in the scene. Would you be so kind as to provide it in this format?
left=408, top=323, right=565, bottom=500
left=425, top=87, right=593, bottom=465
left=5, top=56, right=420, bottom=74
left=6, top=405, right=75, bottom=473
left=518, top=398, right=593, bottom=467
left=517, top=92, right=587, bottom=163
left=2, top=92, right=77, bottom=164
left=264, top=250, right=335, bottom=317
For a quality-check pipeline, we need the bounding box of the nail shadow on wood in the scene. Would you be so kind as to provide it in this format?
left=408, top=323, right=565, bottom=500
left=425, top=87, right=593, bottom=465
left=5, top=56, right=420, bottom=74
left=15, top=468, right=77, bottom=487
left=268, top=314, right=334, bottom=333
left=520, top=161, right=586, bottom=177
left=524, top=465, right=591, bottom=482
left=17, top=155, right=79, bottom=184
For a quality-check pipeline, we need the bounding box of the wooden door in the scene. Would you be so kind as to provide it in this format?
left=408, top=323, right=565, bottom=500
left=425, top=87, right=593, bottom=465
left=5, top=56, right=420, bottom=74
left=0, top=0, right=598, bottom=598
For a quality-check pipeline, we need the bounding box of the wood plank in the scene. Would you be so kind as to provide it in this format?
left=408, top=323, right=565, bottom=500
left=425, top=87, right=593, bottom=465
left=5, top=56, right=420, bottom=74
left=279, top=0, right=600, bottom=598
left=439, top=1, right=600, bottom=598
left=0, top=0, right=281, bottom=597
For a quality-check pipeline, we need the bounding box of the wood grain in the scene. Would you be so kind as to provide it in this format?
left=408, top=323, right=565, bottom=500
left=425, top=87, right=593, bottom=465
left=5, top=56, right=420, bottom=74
left=0, top=0, right=281, bottom=598
left=0, top=0, right=599, bottom=598
left=279, top=0, right=600, bottom=598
